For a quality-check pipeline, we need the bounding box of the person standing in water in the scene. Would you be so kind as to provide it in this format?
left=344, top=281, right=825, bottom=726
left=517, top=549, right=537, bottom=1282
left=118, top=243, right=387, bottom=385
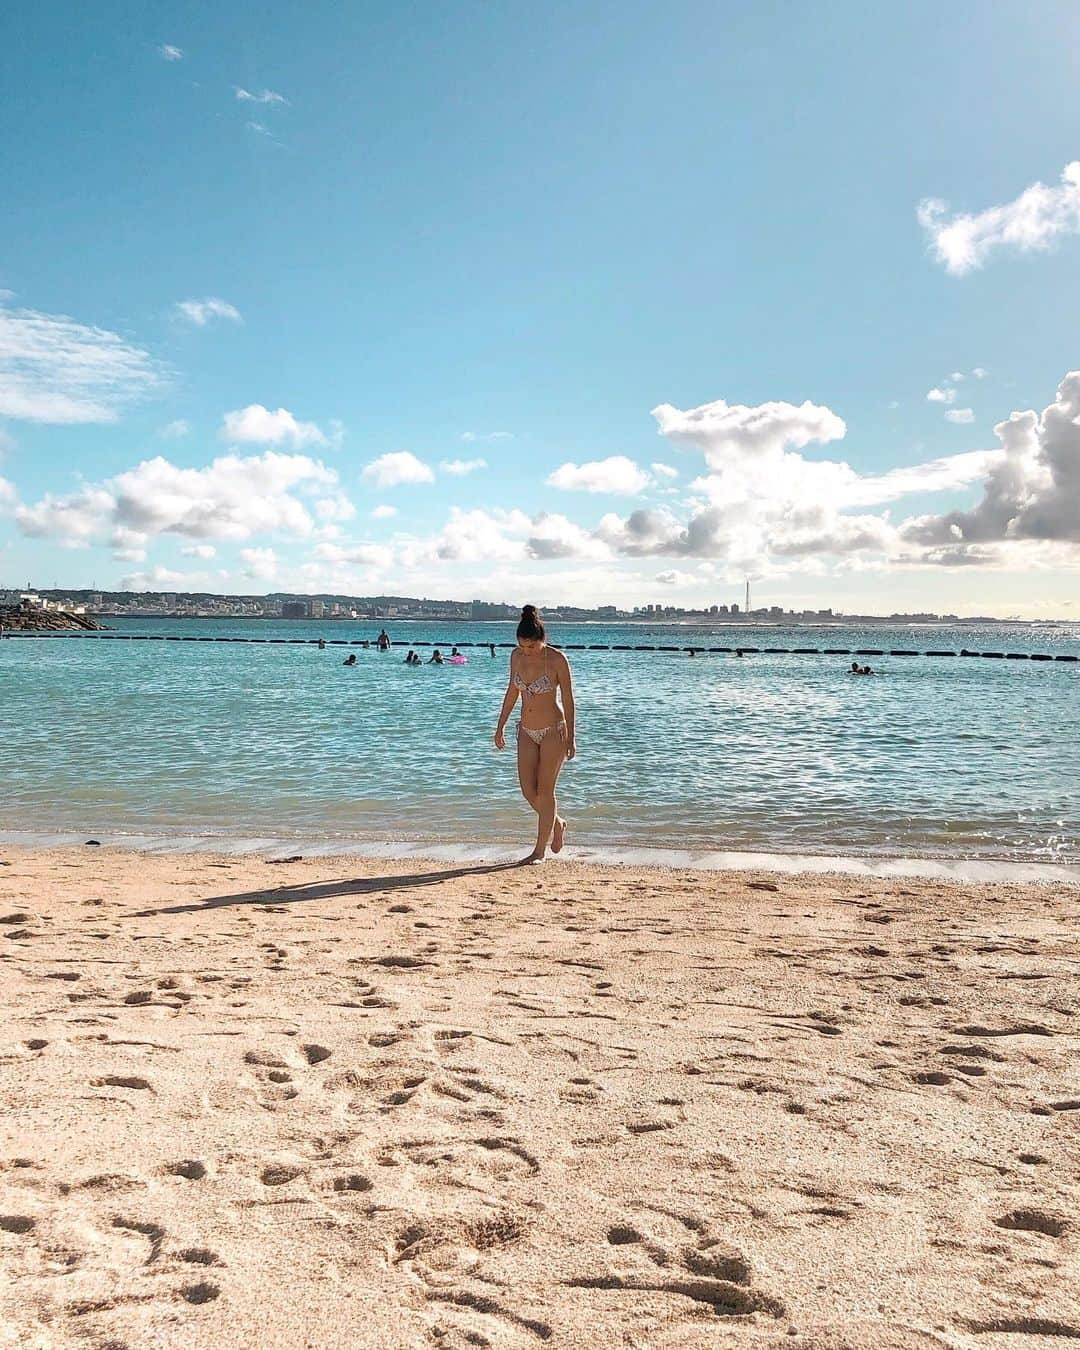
left=493, top=605, right=576, bottom=864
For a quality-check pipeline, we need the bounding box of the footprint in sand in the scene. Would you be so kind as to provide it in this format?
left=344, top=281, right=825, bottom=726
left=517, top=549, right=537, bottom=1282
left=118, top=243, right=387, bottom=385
left=0, top=1215, right=37, bottom=1234
left=995, top=1209, right=1068, bottom=1238
left=177, top=1247, right=222, bottom=1266
left=165, top=1160, right=207, bottom=1181
left=567, top=1209, right=782, bottom=1323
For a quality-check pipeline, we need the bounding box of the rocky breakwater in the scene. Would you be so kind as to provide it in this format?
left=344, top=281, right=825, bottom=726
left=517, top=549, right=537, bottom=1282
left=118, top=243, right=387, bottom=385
left=0, top=605, right=109, bottom=633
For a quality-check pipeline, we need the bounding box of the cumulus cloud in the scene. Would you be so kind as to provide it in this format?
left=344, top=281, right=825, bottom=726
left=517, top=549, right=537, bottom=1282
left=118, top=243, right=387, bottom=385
left=159, top=419, right=190, bottom=438
left=945, top=408, right=975, bottom=424
left=927, top=386, right=956, bottom=404
left=0, top=476, right=18, bottom=509
left=656, top=569, right=696, bottom=585
left=547, top=456, right=651, bottom=495
left=174, top=298, right=242, bottom=327
left=651, top=462, right=678, bottom=479
left=399, top=508, right=531, bottom=567
left=221, top=404, right=330, bottom=448
left=902, top=371, right=1080, bottom=557
left=181, top=543, right=216, bottom=559
left=370, top=504, right=397, bottom=519
left=158, top=44, right=183, bottom=61
left=361, top=451, right=434, bottom=488
left=0, top=302, right=164, bottom=423
left=14, top=450, right=338, bottom=549
left=460, top=431, right=512, bottom=443
left=919, top=161, right=1080, bottom=275
left=973, top=367, right=989, bottom=379
left=440, top=457, right=487, bottom=476
left=651, top=396, right=846, bottom=465
left=235, top=88, right=288, bottom=106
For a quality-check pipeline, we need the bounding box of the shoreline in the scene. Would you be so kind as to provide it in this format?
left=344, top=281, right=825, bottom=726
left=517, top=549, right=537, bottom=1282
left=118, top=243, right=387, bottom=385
left=2, top=829, right=1078, bottom=883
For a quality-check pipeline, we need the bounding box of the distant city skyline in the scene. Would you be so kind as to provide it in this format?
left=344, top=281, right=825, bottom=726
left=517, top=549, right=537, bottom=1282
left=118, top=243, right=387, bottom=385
left=1, top=3, right=1078, bottom=618
left=3, top=585, right=1040, bottom=627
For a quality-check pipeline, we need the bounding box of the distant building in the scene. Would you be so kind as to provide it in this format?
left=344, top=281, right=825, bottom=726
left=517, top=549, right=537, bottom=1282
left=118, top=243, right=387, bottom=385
left=282, top=601, right=311, bottom=619
left=310, top=600, right=325, bottom=618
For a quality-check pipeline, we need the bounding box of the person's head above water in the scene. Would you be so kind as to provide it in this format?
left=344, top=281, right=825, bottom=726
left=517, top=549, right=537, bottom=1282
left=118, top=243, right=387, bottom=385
left=516, top=604, right=546, bottom=652
left=851, top=661, right=860, bottom=672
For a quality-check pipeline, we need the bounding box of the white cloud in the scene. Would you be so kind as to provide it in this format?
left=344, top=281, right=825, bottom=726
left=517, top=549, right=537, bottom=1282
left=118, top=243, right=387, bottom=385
left=159, top=418, right=190, bottom=438
left=221, top=404, right=329, bottom=448
left=948, top=372, right=965, bottom=383
left=651, top=462, right=678, bottom=479
left=945, top=408, right=975, bottom=424
left=399, top=507, right=531, bottom=567
left=122, top=565, right=205, bottom=591
left=973, top=367, right=989, bottom=379
left=655, top=569, right=696, bottom=586
left=927, top=386, right=956, bottom=404
left=361, top=451, right=434, bottom=488
left=246, top=121, right=270, bottom=136
left=0, top=302, right=164, bottom=423
left=15, top=450, right=337, bottom=549
left=0, top=477, right=18, bottom=509
left=526, top=513, right=609, bottom=561
left=311, top=541, right=393, bottom=569
left=902, top=371, right=1080, bottom=558
left=548, top=456, right=651, bottom=495
left=240, top=546, right=278, bottom=579
left=181, top=543, right=216, bottom=559
left=440, top=457, right=487, bottom=476
left=370, top=504, right=397, bottom=519
left=158, top=45, right=183, bottom=61
left=174, top=298, right=242, bottom=327
left=235, top=88, right=289, bottom=106
left=314, top=493, right=356, bottom=522
left=918, top=161, right=1080, bottom=275
left=841, top=450, right=1000, bottom=505
left=652, top=396, right=846, bottom=465
left=460, top=431, right=512, bottom=443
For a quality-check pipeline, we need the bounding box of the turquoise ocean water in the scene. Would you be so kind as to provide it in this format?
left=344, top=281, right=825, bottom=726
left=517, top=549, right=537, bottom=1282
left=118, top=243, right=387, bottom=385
left=1, top=618, right=1077, bottom=866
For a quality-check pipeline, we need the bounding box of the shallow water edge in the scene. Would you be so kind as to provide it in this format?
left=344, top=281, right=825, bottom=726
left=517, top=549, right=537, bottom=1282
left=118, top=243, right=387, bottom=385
left=2, top=829, right=1076, bottom=884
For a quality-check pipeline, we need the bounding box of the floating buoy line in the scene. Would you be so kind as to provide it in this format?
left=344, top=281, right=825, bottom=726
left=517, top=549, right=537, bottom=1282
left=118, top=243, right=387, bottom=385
left=3, top=632, right=1077, bottom=662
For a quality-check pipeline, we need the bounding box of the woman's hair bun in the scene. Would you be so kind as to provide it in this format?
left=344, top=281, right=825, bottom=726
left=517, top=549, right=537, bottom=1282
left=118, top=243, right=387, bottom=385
left=516, top=603, right=546, bottom=641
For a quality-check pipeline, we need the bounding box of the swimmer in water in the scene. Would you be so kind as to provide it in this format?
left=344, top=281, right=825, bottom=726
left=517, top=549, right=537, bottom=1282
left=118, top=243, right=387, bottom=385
left=343, top=653, right=357, bottom=666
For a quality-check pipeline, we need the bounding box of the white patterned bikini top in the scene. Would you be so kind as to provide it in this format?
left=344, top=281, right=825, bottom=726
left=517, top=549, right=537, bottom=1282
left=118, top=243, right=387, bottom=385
left=514, top=653, right=554, bottom=701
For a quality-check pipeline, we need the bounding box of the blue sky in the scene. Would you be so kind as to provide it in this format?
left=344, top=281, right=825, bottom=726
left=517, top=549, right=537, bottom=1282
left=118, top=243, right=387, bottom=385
left=1, top=0, right=1078, bottom=615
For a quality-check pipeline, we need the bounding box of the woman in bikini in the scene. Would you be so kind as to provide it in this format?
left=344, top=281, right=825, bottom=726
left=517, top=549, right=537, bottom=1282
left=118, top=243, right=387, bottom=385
left=493, top=605, right=576, bottom=864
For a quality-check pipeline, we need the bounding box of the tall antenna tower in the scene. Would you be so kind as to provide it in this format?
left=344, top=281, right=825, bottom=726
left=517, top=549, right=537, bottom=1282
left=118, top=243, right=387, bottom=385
left=745, top=577, right=751, bottom=613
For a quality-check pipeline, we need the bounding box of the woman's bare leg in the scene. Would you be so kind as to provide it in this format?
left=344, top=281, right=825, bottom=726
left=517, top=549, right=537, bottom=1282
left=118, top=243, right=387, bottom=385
left=516, top=729, right=540, bottom=811
left=532, top=730, right=567, bottom=859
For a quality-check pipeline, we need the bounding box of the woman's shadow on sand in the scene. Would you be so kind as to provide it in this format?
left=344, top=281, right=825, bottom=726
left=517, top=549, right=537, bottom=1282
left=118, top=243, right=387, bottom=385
left=136, top=861, right=522, bottom=917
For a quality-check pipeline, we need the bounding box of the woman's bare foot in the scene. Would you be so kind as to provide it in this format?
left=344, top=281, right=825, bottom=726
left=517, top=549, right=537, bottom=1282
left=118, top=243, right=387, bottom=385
left=552, top=816, right=566, bottom=854
left=518, top=850, right=545, bottom=866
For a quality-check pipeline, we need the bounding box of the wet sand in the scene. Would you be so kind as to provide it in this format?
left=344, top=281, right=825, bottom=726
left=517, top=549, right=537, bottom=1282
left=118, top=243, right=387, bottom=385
left=1, top=845, right=1077, bottom=1348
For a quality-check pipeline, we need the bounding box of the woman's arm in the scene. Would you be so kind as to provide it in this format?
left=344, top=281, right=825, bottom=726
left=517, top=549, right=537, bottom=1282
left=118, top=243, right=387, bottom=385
left=493, top=653, right=520, bottom=749
left=558, top=651, right=576, bottom=758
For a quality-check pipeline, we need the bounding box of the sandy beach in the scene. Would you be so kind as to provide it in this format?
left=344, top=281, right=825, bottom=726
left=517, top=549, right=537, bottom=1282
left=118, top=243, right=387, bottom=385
left=1, top=845, right=1077, bottom=1348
